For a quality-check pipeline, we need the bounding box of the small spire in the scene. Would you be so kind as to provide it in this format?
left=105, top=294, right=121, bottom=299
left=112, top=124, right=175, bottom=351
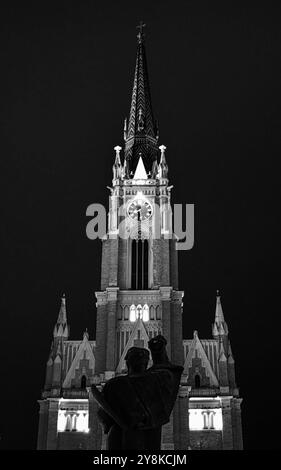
left=158, top=145, right=168, bottom=179
left=215, top=290, right=225, bottom=324
left=159, top=144, right=167, bottom=158
left=114, top=145, right=122, bottom=158
left=113, top=145, right=122, bottom=180
left=53, top=294, right=69, bottom=339
left=218, top=337, right=227, bottom=362
left=213, top=290, right=229, bottom=338
left=136, top=20, right=146, bottom=43
left=57, top=294, right=67, bottom=324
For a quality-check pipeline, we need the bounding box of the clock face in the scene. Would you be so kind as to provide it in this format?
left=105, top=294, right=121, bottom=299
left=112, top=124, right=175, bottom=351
left=127, top=199, right=153, bottom=221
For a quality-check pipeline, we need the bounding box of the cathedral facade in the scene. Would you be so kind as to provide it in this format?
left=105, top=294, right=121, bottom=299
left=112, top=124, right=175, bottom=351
left=37, top=29, right=243, bottom=451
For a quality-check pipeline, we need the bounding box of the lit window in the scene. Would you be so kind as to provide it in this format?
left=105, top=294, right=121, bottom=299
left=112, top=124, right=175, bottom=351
left=130, top=305, right=136, bottom=322
left=136, top=304, right=142, bottom=319
left=57, top=410, right=89, bottom=433
left=129, top=304, right=150, bottom=322
left=189, top=408, right=222, bottom=431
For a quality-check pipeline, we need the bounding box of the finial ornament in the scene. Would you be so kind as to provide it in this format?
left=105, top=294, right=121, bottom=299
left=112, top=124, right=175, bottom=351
left=159, top=144, right=167, bottom=154
left=136, top=21, right=146, bottom=43
left=216, top=289, right=220, bottom=296
left=114, top=145, right=122, bottom=154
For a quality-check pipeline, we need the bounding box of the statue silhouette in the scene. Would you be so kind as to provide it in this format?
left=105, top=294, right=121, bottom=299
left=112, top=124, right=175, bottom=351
left=93, top=335, right=183, bottom=450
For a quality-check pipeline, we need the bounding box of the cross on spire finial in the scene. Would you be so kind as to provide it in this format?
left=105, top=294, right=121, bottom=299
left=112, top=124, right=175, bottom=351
left=136, top=21, right=146, bottom=43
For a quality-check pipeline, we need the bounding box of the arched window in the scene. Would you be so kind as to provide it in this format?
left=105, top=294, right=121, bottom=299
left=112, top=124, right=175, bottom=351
left=81, top=375, right=87, bottom=389
left=143, top=240, right=148, bottom=289
left=131, top=239, right=149, bottom=289
left=131, top=240, right=137, bottom=289
left=72, top=414, right=77, bottom=432
left=150, top=305, right=155, bottom=320
left=156, top=305, right=161, bottom=320
left=118, top=306, right=123, bottom=320
left=209, top=411, right=215, bottom=429
left=129, top=304, right=136, bottom=322
left=136, top=304, right=142, bottom=319
left=124, top=305, right=129, bottom=320
left=194, top=374, right=201, bottom=388
left=142, top=304, right=149, bottom=322
left=65, top=414, right=72, bottom=431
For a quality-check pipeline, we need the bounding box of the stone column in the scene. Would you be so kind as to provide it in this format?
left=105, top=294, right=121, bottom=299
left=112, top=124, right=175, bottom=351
left=46, top=399, right=59, bottom=450
left=221, top=397, right=234, bottom=449
left=95, top=292, right=108, bottom=376
left=232, top=398, right=243, bottom=449
left=88, top=391, right=102, bottom=450
left=177, top=385, right=190, bottom=449
left=37, top=400, right=48, bottom=449
left=171, top=291, right=184, bottom=364
left=105, top=287, right=119, bottom=377
left=160, top=287, right=172, bottom=357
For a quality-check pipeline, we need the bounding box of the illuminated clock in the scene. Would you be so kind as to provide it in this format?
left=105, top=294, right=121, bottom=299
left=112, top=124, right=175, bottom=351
left=127, top=199, right=153, bottom=221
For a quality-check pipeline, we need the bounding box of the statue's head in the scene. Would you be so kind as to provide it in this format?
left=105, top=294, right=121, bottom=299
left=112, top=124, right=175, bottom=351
left=125, top=347, right=150, bottom=374
left=148, top=335, right=167, bottom=353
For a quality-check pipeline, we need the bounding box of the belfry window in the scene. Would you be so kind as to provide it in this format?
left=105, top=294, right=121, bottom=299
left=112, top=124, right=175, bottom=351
left=131, top=239, right=149, bottom=289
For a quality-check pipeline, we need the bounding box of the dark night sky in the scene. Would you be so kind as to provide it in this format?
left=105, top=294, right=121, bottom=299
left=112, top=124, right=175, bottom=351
left=1, top=1, right=281, bottom=450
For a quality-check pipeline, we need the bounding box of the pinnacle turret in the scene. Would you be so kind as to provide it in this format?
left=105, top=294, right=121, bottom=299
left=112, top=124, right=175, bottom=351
left=212, top=290, right=229, bottom=338
left=53, top=294, right=69, bottom=339
left=158, top=145, right=168, bottom=179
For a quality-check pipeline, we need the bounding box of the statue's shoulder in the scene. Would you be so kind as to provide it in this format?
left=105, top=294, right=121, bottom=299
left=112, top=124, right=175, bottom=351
left=103, top=375, right=129, bottom=391
left=148, top=363, right=184, bottom=373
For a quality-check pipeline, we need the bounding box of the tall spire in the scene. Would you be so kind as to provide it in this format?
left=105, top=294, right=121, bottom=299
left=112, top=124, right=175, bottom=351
left=212, top=290, right=229, bottom=338
left=53, top=294, right=69, bottom=339
left=124, top=22, right=158, bottom=176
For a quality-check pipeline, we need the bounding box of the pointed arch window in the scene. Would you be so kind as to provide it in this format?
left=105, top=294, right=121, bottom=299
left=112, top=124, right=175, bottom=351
left=72, top=414, right=77, bottom=431
left=65, top=414, right=72, bottom=431
left=136, top=304, right=142, bottom=319
left=81, top=375, right=87, bottom=389
left=130, top=304, right=137, bottom=322
left=156, top=305, right=161, bottom=320
left=194, top=374, right=201, bottom=388
left=131, top=239, right=149, bottom=289
left=142, top=304, right=149, bottom=322
left=129, top=304, right=150, bottom=323
left=124, top=305, right=129, bottom=320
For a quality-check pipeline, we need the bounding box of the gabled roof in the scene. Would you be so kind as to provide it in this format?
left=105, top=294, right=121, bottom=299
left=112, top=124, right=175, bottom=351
left=62, top=332, right=95, bottom=388
left=183, top=331, right=219, bottom=387
left=133, top=155, right=148, bottom=179
left=116, top=317, right=150, bottom=374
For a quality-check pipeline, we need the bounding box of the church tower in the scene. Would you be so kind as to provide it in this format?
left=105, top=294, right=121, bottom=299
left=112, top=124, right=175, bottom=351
left=37, top=26, right=243, bottom=450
